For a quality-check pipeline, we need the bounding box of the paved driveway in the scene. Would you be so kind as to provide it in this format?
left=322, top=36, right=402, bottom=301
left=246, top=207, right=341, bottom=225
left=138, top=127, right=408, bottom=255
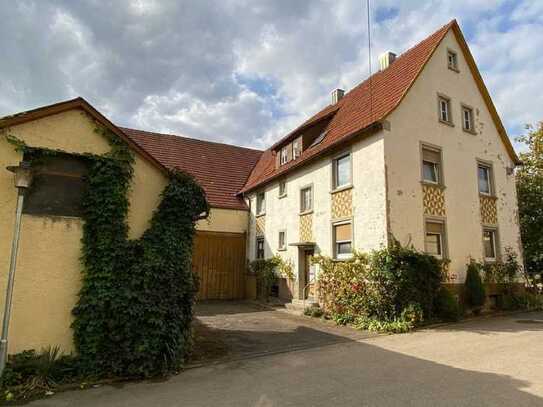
left=31, top=311, right=543, bottom=406
left=190, top=301, right=373, bottom=364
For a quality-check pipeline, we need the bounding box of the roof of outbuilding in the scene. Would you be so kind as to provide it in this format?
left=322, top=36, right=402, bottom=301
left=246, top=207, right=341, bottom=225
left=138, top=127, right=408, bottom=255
left=240, top=19, right=520, bottom=193
left=122, top=127, right=262, bottom=210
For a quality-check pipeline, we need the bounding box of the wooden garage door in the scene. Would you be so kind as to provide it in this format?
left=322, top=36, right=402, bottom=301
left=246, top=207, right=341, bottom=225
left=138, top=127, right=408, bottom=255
left=192, top=231, right=246, bottom=300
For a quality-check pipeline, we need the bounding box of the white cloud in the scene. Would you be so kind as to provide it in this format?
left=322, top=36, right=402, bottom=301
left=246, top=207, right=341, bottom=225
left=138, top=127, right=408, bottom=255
left=0, top=0, right=540, bottom=150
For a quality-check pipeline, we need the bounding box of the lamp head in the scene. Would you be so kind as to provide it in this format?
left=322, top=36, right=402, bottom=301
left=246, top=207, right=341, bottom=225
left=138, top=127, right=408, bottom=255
left=6, top=161, right=33, bottom=189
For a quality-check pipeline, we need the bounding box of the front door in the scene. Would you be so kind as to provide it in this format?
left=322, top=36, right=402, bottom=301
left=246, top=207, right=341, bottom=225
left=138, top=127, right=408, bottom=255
left=303, top=249, right=314, bottom=299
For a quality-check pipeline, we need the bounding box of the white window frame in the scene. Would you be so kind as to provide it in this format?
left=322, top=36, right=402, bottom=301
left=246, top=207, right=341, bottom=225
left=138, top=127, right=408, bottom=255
left=421, top=145, right=443, bottom=185
left=332, top=153, right=352, bottom=190
left=425, top=231, right=443, bottom=259
left=278, top=180, right=287, bottom=198
left=293, top=139, right=301, bottom=159
left=256, top=192, right=266, bottom=215
left=300, top=185, right=313, bottom=214
left=438, top=95, right=452, bottom=125
left=280, top=146, right=288, bottom=165
left=333, top=220, right=353, bottom=260
left=422, top=160, right=440, bottom=184
left=483, top=228, right=498, bottom=262
left=447, top=49, right=458, bottom=71
left=477, top=163, right=493, bottom=196
left=278, top=230, right=286, bottom=251
left=256, top=236, right=265, bottom=259
left=424, top=219, right=447, bottom=259
left=462, top=105, right=474, bottom=132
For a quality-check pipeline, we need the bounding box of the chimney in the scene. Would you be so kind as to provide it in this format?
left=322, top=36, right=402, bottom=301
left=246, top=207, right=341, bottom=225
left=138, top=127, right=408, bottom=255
left=331, top=88, right=345, bottom=104
left=378, top=51, right=397, bottom=71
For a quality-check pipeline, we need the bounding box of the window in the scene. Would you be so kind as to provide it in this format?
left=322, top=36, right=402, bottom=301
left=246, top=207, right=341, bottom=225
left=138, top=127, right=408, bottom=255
left=256, top=192, right=266, bottom=215
left=422, top=147, right=442, bottom=185
left=256, top=237, right=265, bottom=259
left=447, top=50, right=458, bottom=71
left=293, top=138, right=301, bottom=159
left=23, top=155, right=88, bottom=217
left=425, top=221, right=446, bottom=258
left=278, top=231, right=286, bottom=250
left=280, top=146, right=289, bottom=165
left=278, top=180, right=287, bottom=197
left=462, top=106, right=474, bottom=132
left=483, top=228, right=498, bottom=261
left=478, top=164, right=493, bottom=195
left=438, top=96, right=452, bottom=124
left=333, top=221, right=353, bottom=259
left=333, top=153, right=351, bottom=189
left=300, top=186, right=313, bottom=213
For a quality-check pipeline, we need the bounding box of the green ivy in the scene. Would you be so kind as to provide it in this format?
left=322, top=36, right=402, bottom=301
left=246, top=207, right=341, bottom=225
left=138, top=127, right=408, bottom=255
left=5, top=128, right=209, bottom=378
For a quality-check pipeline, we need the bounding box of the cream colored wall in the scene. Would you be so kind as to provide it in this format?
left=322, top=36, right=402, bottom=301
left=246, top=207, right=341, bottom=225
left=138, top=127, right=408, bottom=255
left=0, top=109, right=164, bottom=353
left=385, top=30, right=521, bottom=283
left=246, top=131, right=388, bottom=296
left=197, top=208, right=248, bottom=234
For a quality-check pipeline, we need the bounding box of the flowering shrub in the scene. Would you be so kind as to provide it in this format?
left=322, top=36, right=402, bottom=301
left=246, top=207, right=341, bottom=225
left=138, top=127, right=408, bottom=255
left=314, top=241, right=445, bottom=331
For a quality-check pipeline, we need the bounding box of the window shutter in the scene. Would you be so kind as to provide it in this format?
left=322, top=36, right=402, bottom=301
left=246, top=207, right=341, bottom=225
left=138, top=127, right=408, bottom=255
left=426, top=222, right=444, bottom=234
left=422, top=149, right=441, bottom=164
left=335, top=223, right=352, bottom=241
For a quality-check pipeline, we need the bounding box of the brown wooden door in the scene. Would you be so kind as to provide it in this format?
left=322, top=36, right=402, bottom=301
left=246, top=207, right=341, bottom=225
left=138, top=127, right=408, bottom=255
left=192, top=231, right=246, bottom=300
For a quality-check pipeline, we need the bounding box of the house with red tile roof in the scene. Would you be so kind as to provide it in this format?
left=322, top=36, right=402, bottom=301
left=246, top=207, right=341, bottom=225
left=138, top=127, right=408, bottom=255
left=0, top=20, right=523, bottom=353
left=240, top=20, right=522, bottom=303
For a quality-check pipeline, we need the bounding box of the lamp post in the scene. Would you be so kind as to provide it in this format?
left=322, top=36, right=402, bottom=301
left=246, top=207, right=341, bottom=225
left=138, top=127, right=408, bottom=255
left=0, top=161, right=33, bottom=376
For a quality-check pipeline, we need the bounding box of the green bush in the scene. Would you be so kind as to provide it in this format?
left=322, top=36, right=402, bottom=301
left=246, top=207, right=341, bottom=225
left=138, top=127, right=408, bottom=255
left=434, top=287, right=461, bottom=321
left=503, top=292, right=543, bottom=311
left=315, top=241, right=445, bottom=330
left=465, top=260, right=486, bottom=311
left=303, top=306, right=324, bottom=318
left=1, top=347, right=80, bottom=401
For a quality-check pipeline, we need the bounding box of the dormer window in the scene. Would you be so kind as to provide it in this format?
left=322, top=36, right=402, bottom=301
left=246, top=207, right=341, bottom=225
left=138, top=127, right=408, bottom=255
left=293, top=138, right=301, bottom=159
left=280, top=146, right=289, bottom=165
left=447, top=50, right=458, bottom=72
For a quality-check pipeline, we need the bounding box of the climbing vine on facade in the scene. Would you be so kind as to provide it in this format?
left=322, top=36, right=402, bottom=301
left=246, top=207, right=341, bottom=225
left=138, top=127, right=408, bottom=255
left=6, top=126, right=209, bottom=377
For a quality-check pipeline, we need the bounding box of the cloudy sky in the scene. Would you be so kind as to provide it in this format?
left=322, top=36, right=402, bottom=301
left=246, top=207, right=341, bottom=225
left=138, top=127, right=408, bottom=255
left=1, top=0, right=541, bottom=150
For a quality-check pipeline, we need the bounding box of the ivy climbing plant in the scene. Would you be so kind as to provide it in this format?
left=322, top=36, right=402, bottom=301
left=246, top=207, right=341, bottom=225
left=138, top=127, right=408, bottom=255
left=6, top=126, right=209, bottom=378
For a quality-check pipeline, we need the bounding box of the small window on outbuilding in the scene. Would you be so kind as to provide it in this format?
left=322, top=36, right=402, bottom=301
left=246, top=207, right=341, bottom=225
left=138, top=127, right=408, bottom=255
left=23, top=154, right=88, bottom=217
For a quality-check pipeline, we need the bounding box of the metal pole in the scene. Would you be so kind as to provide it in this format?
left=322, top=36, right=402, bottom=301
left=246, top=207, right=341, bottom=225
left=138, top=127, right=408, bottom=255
left=0, top=189, right=25, bottom=376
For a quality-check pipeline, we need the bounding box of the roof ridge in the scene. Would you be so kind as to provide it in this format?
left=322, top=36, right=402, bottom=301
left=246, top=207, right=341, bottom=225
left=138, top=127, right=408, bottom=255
left=240, top=19, right=457, bottom=194
left=120, top=126, right=263, bottom=153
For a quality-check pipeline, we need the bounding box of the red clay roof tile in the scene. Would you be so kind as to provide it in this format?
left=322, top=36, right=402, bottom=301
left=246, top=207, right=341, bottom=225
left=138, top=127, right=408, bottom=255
left=240, top=20, right=456, bottom=193
left=122, top=128, right=262, bottom=210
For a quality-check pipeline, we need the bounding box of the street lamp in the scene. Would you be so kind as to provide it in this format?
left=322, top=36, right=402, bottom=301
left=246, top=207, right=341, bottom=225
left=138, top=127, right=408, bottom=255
left=0, top=161, right=33, bottom=376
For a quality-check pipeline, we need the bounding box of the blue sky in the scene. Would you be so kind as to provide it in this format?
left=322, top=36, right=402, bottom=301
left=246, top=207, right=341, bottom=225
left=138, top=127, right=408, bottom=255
left=0, top=0, right=541, bottom=150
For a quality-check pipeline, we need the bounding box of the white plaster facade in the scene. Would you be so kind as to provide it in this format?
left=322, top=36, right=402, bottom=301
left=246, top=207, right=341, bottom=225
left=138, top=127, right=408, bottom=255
left=245, top=29, right=522, bottom=296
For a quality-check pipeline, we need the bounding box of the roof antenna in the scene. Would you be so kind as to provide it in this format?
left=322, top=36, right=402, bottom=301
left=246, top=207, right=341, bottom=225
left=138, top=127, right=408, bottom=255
left=366, top=0, right=373, bottom=122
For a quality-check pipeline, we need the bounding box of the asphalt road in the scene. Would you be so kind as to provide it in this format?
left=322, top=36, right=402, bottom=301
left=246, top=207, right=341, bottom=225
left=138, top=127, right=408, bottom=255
left=31, top=311, right=543, bottom=406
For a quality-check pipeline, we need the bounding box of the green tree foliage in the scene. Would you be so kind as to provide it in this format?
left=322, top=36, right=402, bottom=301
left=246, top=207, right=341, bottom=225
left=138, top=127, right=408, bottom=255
left=464, top=261, right=486, bottom=310
left=516, top=122, right=543, bottom=275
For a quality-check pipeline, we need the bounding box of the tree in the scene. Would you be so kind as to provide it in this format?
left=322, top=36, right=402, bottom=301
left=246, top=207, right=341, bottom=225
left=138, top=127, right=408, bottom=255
left=516, top=122, right=543, bottom=275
